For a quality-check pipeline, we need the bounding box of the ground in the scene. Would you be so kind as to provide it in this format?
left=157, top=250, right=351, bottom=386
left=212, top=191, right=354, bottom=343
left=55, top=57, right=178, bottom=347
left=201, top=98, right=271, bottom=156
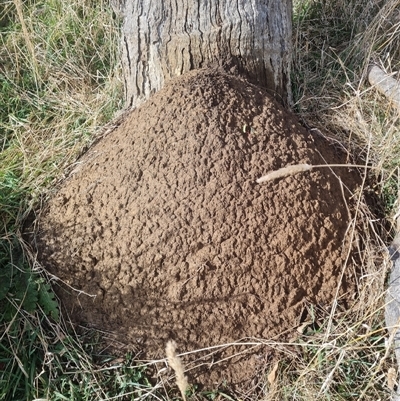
left=32, top=68, right=362, bottom=389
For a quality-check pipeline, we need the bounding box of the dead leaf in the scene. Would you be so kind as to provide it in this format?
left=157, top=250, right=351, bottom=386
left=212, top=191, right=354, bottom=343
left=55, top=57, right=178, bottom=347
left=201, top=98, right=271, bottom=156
left=267, top=361, right=279, bottom=385
left=297, top=320, right=312, bottom=334
left=388, top=367, right=397, bottom=390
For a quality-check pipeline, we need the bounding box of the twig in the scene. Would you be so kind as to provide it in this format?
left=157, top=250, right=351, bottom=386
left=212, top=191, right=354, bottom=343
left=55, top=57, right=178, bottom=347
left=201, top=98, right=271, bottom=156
left=256, top=163, right=378, bottom=184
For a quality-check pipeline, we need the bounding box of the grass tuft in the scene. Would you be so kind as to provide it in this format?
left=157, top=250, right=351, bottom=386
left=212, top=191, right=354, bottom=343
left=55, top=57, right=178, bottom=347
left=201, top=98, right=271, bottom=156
left=0, top=0, right=131, bottom=399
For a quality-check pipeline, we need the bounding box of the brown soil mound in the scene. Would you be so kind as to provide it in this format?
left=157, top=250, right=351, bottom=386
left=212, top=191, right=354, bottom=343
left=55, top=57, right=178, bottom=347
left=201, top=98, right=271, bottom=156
left=33, top=68, right=360, bottom=389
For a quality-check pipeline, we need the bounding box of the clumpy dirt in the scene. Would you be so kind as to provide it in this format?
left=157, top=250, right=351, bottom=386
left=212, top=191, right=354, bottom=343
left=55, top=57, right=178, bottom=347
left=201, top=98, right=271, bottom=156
left=32, top=68, right=361, bottom=389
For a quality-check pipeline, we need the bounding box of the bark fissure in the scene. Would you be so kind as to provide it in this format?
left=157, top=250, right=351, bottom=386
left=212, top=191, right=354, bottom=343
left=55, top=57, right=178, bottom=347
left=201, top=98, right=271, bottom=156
left=197, top=1, right=204, bottom=67
left=235, top=0, right=242, bottom=59
left=136, top=3, right=143, bottom=100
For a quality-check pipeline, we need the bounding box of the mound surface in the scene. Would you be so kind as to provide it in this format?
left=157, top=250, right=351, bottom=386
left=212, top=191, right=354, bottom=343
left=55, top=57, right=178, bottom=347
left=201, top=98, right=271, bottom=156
left=34, top=68, right=360, bottom=388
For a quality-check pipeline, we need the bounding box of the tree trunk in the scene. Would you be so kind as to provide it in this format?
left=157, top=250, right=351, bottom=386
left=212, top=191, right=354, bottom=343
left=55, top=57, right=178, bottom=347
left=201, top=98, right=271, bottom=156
left=118, top=0, right=293, bottom=109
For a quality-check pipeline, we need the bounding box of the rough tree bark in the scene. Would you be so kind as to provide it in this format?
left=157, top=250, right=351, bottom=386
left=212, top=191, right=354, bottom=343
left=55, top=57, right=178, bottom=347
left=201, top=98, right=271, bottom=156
left=117, top=0, right=293, bottom=109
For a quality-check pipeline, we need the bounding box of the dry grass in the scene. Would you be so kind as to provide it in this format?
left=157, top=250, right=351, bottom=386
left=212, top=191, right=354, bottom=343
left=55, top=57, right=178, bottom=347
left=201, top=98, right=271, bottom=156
left=256, top=163, right=381, bottom=183
left=0, top=0, right=122, bottom=205
left=257, top=164, right=313, bottom=183
left=166, top=340, right=189, bottom=401
left=0, top=1, right=125, bottom=399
